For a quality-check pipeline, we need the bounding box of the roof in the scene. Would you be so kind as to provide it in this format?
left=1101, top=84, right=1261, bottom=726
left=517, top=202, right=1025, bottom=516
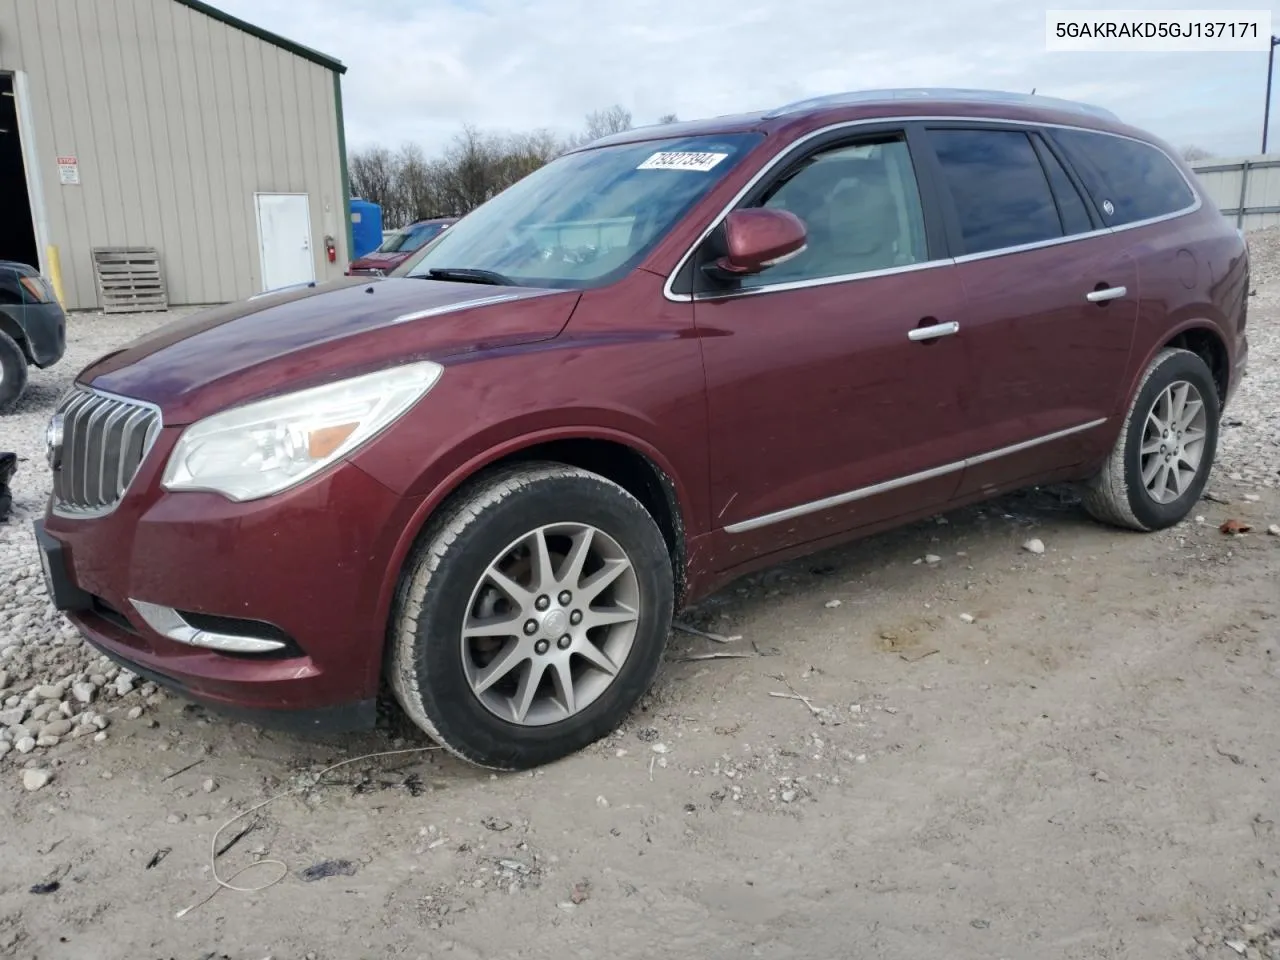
left=765, top=88, right=1119, bottom=122
left=580, top=88, right=1128, bottom=151
left=174, top=0, right=346, bottom=74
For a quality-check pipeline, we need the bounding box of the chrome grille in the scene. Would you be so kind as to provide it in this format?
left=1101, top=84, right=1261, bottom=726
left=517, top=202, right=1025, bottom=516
left=52, top=388, right=161, bottom=516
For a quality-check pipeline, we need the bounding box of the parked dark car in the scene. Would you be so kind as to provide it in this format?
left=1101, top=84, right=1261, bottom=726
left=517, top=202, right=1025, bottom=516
left=346, top=218, right=457, bottom=276
left=35, top=89, right=1248, bottom=769
left=0, top=260, right=66, bottom=409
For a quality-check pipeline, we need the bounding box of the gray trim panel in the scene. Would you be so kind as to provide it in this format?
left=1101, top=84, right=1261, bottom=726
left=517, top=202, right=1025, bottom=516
left=723, top=417, right=1107, bottom=534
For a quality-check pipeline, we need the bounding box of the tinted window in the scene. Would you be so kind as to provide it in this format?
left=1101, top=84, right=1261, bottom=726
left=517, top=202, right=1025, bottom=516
left=1035, top=139, right=1094, bottom=235
left=737, top=136, right=929, bottom=287
left=931, top=129, right=1062, bottom=255
left=379, top=222, right=446, bottom=253
left=1051, top=129, right=1196, bottom=225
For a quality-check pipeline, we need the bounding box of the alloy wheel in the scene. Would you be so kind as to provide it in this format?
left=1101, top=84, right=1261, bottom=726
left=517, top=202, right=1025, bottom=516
left=460, top=522, right=640, bottom=726
left=1140, top=379, right=1208, bottom=504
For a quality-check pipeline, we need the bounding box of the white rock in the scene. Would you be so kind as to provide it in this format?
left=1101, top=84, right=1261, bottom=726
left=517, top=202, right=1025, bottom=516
left=959, top=613, right=976, bottom=624
left=93, top=731, right=108, bottom=743
left=924, top=554, right=942, bottom=565
left=0, top=670, right=8, bottom=691
left=15, top=737, right=36, bottom=754
left=126, top=706, right=144, bottom=721
left=58, top=700, right=75, bottom=718
left=1023, top=538, right=1046, bottom=555
left=0, top=706, right=27, bottom=727
left=1243, top=493, right=1261, bottom=502
left=651, top=743, right=668, bottom=754
left=1268, top=524, right=1280, bottom=537
left=113, top=677, right=135, bottom=697
left=22, top=769, right=52, bottom=792
left=40, top=718, right=72, bottom=738
left=35, top=734, right=60, bottom=748
left=92, top=716, right=109, bottom=731
left=71, top=682, right=96, bottom=704
left=32, top=684, right=63, bottom=701
left=824, top=599, right=842, bottom=609
left=595, top=795, right=608, bottom=808
left=202, top=778, right=217, bottom=793
left=780, top=790, right=797, bottom=803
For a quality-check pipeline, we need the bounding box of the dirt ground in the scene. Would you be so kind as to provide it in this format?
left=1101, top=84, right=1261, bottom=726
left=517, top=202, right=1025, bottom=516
left=1, top=284, right=1278, bottom=959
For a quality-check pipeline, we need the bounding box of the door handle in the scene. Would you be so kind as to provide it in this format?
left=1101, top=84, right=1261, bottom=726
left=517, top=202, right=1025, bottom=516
left=908, top=321, right=959, bottom=341
left=1086, top=285, right=1127, bottom=303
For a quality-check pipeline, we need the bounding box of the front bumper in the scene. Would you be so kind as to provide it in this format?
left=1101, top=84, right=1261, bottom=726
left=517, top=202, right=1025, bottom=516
left=18, top=301, right=66, bottom=368
left=37, top=439, right=421, bottom=733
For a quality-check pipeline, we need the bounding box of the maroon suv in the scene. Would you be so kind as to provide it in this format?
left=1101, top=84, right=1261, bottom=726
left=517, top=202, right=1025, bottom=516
left=346, top=217, right=457, bottom=276
left=35, top=89, right=1248, bottom=769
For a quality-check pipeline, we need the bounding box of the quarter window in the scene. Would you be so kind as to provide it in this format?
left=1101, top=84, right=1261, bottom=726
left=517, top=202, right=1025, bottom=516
left=737, top=136, right=929, bottom=288
left=931, top=129, right=1063, bottom=255
left=1035, top=139, right=1094, bottom=236
left=1050, top=128, right=1196, bottom=226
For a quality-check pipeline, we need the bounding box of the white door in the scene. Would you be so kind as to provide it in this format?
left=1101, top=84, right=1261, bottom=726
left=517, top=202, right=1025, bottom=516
left=255, top=193, right=315, bottom=292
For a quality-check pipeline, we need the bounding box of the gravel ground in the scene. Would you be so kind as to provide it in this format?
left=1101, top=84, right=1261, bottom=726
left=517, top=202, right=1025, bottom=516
left=0, top=257, right=1277, bottom=959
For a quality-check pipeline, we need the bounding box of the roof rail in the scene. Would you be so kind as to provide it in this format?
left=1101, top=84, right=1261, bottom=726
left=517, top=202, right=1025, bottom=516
left=765, top=88, right=1119, bottom=122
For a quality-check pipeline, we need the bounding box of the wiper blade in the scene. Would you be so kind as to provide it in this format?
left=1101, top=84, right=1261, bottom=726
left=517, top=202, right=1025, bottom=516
left=425, top=267, right=513, bottom=286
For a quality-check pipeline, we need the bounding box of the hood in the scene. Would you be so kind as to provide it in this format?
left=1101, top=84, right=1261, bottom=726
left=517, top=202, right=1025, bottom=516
left=83, top=277, right=578, bottom=425
left=349, top=250, right=410, bottom=271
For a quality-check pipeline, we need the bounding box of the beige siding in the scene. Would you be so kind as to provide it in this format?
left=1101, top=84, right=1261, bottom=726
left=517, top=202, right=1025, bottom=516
left=0, top=0, right=348, bottom=310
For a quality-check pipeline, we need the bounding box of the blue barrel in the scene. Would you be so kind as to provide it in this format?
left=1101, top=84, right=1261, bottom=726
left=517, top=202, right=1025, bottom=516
left=349, top=199, right=383, bottom=258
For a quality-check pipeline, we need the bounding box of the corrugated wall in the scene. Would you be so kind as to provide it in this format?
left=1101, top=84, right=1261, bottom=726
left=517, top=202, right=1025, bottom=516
left=0, top=0, right=348, bottom=309
left=1190, top=154, right=1280, bottom=232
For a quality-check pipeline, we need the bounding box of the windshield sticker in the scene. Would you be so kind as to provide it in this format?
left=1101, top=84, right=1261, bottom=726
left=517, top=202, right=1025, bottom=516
left=637, top=151, right=729, bottom=172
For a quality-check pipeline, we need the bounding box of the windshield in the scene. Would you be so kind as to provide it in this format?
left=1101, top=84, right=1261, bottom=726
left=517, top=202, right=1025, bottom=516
left=379, top=222, right=448, bottom=253
left=397, top=133, right=764, bottom=288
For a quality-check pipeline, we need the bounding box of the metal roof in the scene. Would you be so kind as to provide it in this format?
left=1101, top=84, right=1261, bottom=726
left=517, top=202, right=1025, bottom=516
left=174, top=0, right=346, bottom=74
left=766, top=88, right=1119, bottom=122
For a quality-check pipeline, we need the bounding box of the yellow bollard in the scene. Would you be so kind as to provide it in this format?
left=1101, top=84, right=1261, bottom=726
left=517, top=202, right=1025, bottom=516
left=45, top=244, right=66, bottom=307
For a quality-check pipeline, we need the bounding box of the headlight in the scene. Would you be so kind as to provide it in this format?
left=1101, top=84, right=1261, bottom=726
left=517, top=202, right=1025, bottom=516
left=19, top=275, right=52, bottom=303
left=162, top=361, right=443, bottom=500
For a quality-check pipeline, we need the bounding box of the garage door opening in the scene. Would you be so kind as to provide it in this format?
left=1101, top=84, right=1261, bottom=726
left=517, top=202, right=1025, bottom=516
left=0, top=73, right=39, bottom=270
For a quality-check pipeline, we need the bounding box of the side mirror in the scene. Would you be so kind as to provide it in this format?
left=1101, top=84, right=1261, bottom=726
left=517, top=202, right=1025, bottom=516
left=711, top=208, right=807, bottom=277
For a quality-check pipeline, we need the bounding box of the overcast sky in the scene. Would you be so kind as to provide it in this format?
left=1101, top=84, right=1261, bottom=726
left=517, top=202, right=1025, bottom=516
left=214, top=0, right=1278, bottom=158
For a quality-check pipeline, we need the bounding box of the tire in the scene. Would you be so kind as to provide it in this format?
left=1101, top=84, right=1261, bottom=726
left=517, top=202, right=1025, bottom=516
left=1082, top=347, right=1220, bottom=531
left=388, top=462, right=674, bottom=770
left=0, top=331, right=28, bottom=412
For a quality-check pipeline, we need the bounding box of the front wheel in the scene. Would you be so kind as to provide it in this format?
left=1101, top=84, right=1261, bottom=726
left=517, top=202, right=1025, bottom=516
left=0, top=331, right=28, bottom=412
left=388, top=463, right=674, bottom=769
left=1082, top=347, right=1221, bottom=531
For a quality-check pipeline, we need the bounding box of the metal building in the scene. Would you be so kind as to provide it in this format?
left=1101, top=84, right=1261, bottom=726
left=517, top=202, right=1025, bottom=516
left=0, top=0, right=351, bottom=310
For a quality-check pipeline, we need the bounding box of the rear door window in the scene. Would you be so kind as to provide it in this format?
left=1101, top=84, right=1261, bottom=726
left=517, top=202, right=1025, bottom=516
left=929, top=129, right=1063, bottom=255
left=1050, top=128, right=1196, bottom=226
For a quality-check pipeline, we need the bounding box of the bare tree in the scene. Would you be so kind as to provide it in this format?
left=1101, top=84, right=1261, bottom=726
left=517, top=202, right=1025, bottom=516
left=348, top=107, right=646, bottom=225
left=658, top=113, right=679, bottom=124
left=1181, top=145, right=1215, bottom=161
left=349, top=146, right=397, bottom=214
left=583, top=105, right=633, bottom=140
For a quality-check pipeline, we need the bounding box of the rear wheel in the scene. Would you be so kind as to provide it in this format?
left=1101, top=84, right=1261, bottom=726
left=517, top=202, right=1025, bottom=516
left=0, top=331, right=28, bottom=412
left=1082, top=347, right=1220, bottom=531
left=388, top=463, right=674, bottom=769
